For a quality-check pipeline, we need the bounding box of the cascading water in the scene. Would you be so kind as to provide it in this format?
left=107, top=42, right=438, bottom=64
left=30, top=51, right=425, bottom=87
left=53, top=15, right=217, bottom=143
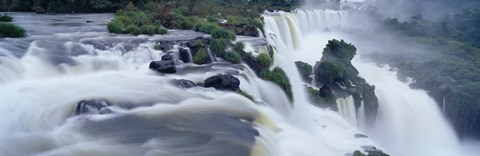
left=263, top=8, right=470, bottom=156
left=1, top=13, right=378, bottom=156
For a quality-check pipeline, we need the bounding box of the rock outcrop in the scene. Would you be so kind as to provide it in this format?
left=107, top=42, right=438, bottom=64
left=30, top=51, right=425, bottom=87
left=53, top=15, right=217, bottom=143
left=204, top=74, right=240, bottom=91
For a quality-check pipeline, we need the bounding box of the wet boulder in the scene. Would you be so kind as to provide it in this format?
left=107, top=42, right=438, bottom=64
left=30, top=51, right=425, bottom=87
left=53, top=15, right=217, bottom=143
left=74, top=99, right=112, bottom=115
left=204, top=74, right=240, bottom=91
left=179, top=48, right=191, bottom=63
left=149, top=54, right=176, bottom=74
left=174, top=79, right=197, bottom=88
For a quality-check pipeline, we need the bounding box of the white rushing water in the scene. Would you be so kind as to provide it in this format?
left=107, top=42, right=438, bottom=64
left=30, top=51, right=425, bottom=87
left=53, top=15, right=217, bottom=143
left=1, top=8, right=473, bottom=156
left=0, top=13, right=377, bottom=156
left=263, top=9, right=468, bottom=156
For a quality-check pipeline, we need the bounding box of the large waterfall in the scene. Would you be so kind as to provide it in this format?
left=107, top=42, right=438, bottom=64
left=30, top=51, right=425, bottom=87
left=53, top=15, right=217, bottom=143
left=0, top=13, right=380, bottom=156
left=1, top=9, right=475, bottom=156
left=263, top=9, right=468, bottom=156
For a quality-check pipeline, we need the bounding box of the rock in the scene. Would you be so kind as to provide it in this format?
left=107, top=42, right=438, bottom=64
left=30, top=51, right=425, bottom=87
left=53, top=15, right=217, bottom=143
left=354, top=134, right=368, bottom=138
left=174, top=79, right=197, bottom=88
left=221, top=24, right=259, bottom=37
left=179, top=48, right=191, bottom=63
left=159, top=41, right=175, bottom=51
left=86, top=20, right=94, bottom=23
left=150, top=54, right=177, bottom=74
left=360, top=145, right=389, bottom=156
left=240, top=25, right=259, bottom=37
left=161, top=53, right=174, bottom=61
left=74, top=99, right=112, bottom=115
left=204, top=74, right=240, bottom=91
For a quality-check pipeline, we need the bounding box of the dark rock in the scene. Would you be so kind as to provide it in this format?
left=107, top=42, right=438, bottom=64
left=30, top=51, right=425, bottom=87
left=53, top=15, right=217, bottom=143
left=221, top=24, right=259, bottom=37
left=74, top=99, right=112, bottom=115
left=86, top=20, right=94, bottom=23
left=179, top=48, right=191, bottom=63
left=174, top=79, right=197, bottom=88
left=354, top=134, right=368, bottom=138
left=159, top=41, right=175, bottom=51
left=360, top=146, right=389, bottom=156
left=204, top=74, right=240, bottom=91
left=162, top=53, right=174, bottom=61
left=241, top=25, right=259, bottom=37
left=149, top=55, right=176, bottom=74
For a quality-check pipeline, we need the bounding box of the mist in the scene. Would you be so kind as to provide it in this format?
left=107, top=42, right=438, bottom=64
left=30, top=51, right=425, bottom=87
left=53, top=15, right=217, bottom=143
left=367, top=0, right=480, bottom=20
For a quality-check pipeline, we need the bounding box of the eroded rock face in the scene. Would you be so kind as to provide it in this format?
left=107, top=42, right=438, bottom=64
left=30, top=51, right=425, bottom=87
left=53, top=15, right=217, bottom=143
left=204, top=74, right=240, bottom=91
left=74, top=99, right=112, bottom=115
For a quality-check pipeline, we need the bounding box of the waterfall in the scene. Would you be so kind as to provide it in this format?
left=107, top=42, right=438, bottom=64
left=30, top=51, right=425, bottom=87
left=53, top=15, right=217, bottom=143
left=0, top=13, right=380, bottom=156
left=336, top=96, right=357, bottom=127
left=264, top=9, right=467, bottom=156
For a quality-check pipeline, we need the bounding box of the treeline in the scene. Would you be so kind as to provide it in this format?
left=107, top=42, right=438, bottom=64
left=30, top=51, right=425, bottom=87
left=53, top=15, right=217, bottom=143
left=380, top=9, right=480, bottom=138
left=0, top=0, right=301, bottom=13
left=384, top=9, right=480, bottom=48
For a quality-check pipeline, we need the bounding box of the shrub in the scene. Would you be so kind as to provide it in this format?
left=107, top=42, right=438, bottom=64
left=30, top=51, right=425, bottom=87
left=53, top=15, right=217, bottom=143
left=212, top=28, right=236, bottom=40
left=126, top=25, right=139, bottom=34
left=210, top=38, right=230, bottom=57
left=252, top=18, right=265, bottom=34
left=193, top=48, right=209, bottom=65
left=207, top=15, right=219, bottom=23
left=323, top=39, right=357, bottom=63
left=116, top=16, right=134, bottom=26
left=315, top=61, right=345, bottom=85
left=226, top=16, right=250, bottom=25
left=195, top=22, right=218, bottom=33
left=258, top=53, right=272, bottom=68
left=0, top=23, right=26, bottom=38
left=139, top=24, right=157, bottom=35
left=306, top=86, right=329, bottom=107
left=260, top=67, right=293, bottom=101
left=107, top=19, right=125, bottom=34
left=0, top=15, right=13, bottom=22
left=224, top=51, right=242, bottom=64
left=234, top=42, right=245, bottom=52
left=157, top=27, right=168, bottom=34
left=295, top=61, right=313, bottom=82
left=319, top=85, right=336, bottom=103
left=175, top=16, right=194, bottom=30
left=268, top=45, right=275, bottom=59
left=117, top=10, right=152, bottom=26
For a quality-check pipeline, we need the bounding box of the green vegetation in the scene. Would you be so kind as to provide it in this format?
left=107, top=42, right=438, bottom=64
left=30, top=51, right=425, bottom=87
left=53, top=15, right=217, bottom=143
left=259, top=67, right=293, bottom=101
left=319, top=85, right=336, bottom=103
left=380, top=9, right=480, bottom=137
left=315, top=61, right=345, bottom=85
left=210, top=39, right=230, bottom=57
left=224, top=51, right=241, bottom=64
left=193, top=48, right=209, bottom=65
left=0, top=22, right=26, bottom=38
left=107, top=3, right=167, bottom=35
left=353, top=151, right=365, bottom=156
left=236, top=90, right=254, bottom=101
left=0, top=15, right=12, bottom=22
left=258, top=53, right=273, bottom=69
left=306, top=86, right=333, bottom=108
left=268, top=45, right=275, bottom=62
left=234, top=42, right=245, bottom=52
left=322, top=39, right=357, bottom=66
left=310, top=39, right=378, bottom=126
left=295, top=61, right=312, bottom=82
